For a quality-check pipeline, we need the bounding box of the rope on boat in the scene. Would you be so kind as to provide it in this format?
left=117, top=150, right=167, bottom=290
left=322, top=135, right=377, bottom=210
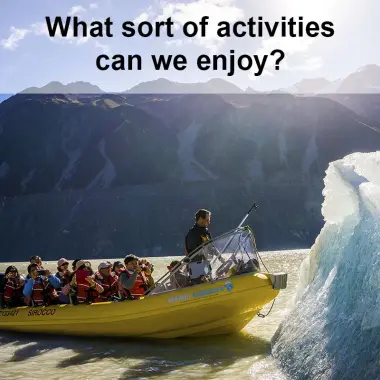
left=256, top=250, right=276, bottom=318
left=257, top=298, right=276, bottom=318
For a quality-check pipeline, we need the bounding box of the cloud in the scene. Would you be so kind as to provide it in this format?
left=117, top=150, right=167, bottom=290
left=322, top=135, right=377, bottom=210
left=252, top=35, right=319, bottom=76
left=95, top=41, right=110, bottom=54
left=286, top=56, right=324, bottom=72
left=134, top=0, right=243, bottom=52
left=248, top=70, right=274, bottom=81
left=68, top=5, right=87, bottom=16
left=0, top=27, right=29, bottom=50
left=31, top=22, right=89, bottom=45
left=133, top=6, right=154, bottom=23
left=89, top=3, right=98, bottom=9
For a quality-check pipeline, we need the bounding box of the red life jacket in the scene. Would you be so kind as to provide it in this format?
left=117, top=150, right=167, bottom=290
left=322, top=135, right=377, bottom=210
left=122, top=269, right=148, bottom=299
left=94, top=272, right=119, bottom=302
left=75, top=270, right=98, bottom=304
left=4, top=278, right=24, bottom=305
left=31, top=277, right=59, bottom=306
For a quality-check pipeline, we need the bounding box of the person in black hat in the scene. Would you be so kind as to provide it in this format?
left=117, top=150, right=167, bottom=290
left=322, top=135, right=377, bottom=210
left=112, top=261, right=125, bottom=276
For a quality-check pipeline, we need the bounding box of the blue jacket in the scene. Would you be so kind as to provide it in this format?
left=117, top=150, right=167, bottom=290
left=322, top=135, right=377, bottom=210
left=23, top=275, right=61, bottom=297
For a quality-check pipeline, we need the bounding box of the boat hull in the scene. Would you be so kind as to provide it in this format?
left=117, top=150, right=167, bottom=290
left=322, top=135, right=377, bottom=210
left=0, top=272, right=279, bottom=339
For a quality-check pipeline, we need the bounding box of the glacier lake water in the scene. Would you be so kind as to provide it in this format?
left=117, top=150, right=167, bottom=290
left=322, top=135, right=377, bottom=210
left=0, top=250, right=308, bottom=379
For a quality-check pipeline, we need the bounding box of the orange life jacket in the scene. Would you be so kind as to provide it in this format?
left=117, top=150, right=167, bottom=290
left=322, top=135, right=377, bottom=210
left=122, top=269, right=148, bottom=299
left=75, top=270, right=100, bottom=304
left=4, top=278, right=24, bottom=305
left=94, top=272, right=119, bottom=302
left=31, top=277, right=59, bottom=306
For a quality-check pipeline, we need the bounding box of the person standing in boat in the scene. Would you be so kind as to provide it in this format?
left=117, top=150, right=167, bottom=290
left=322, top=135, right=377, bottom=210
left=184, top=209, right=226, bottom=284
left=185, top=209, right=213, bottom=261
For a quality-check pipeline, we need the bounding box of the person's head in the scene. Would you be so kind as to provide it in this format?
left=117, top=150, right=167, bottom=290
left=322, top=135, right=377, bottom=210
left=27, top=263, right=39, bottom=279
left=98, top=261, right=112, bottom=277
left=29, top=255, right=42, bottom=267
left=75, top=260, right=87, bottom=271
left=5, top=265, right=19, bottom=278
left=72, top=259, right=81, bottom=271
left=57, top=258, right=69, bottom=272
left=124, top=254, right=140, bottom=271
left=112, top=261, right=125, bottom=274
left=167, top=260, right=180, bottom=271
left=195, top=209, right=211, bottom=227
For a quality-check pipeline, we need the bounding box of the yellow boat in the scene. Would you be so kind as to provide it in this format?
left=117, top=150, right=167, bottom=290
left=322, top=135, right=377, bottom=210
left=0, top=226, right=288, bottom=339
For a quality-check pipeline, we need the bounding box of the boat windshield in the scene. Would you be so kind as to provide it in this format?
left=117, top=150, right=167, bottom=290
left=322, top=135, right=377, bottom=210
left=146, top=226, right=261, bottom=296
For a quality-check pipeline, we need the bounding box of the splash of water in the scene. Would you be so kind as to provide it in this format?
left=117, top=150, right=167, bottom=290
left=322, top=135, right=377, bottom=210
left=271, top=151, right=380, bottom=380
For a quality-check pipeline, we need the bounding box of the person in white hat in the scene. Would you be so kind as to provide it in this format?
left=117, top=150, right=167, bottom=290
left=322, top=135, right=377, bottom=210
left=94, top=261, right=119, bottom=302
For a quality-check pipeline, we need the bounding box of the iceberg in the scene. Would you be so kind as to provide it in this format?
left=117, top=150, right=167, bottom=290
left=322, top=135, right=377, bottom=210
left=271, top=151, right=380, bottom=380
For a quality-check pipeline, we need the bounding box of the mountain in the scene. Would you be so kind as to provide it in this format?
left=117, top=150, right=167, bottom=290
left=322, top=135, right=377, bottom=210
left=1, top=92, right=380, bottom=261
left=317, top=66, right=380, bottom=123
left=0, top=94, right=13, bottom=103
left=126, top=78, right=244, bottom=94
left=21, top=81, right=105, bottom=94
left=283, top=78, right=332, bottom=94
left=335, top=64, right=380, bottom=94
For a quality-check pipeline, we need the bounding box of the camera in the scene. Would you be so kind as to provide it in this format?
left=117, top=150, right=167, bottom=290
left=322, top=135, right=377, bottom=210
left=37, top=270, right=47, bottom=276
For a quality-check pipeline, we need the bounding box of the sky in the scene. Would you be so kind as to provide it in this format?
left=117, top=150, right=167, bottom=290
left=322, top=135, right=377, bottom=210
left=0, top=0, right=379, bottom=93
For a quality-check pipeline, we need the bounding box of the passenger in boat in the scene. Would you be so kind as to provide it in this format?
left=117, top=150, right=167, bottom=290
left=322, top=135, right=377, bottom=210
left=139, top=259, right=155, bottom=288
left=71, top=260, right=104, bottom=304
left=55, top=258, right=72, bottom=304
left=56, top=258, right=71, bottom=286
left=3, top=266, right=25, bottom=307
left=167, top=260, right=189, bottom=289
left=71, top=259, right=81, bottom=272
left=94, top=262, right=120, bottom=302
left=25, top=255, right=44, bottom=280
left=185, top=209, right=213, bottom=261
left=30, top=255, right=44, bottom=268
left=23, top=263, right=61, bottom=306
left=118, top=254, right=149, bottom=299
left=112, top=261, right=125, bottom=276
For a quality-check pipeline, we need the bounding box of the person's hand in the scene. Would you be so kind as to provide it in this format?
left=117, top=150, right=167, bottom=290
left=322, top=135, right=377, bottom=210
left=20, top=279, right=25, bottom=286
left=45, top=269, right=51, bottom=277
left=85, top=276, right=95, bottom=285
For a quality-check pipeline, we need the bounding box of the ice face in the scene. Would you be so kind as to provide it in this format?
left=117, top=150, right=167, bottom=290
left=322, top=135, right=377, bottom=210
left=271, top=151, right=380, bottom=380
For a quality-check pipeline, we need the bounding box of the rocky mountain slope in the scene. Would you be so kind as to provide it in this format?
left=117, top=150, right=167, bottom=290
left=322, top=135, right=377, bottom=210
left=1, top=92, right=380, bottom=261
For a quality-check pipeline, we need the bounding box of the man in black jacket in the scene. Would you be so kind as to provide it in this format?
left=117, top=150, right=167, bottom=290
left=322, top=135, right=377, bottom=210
left=185, top=209, right=212, bottom=262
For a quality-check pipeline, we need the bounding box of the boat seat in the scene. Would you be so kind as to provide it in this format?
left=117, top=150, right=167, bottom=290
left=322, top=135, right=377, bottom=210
left=187, top=261, right=210, bottom=280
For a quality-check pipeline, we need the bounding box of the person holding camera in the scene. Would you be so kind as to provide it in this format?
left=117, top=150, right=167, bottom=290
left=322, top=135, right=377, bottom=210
left=118, top=254, right=150, bottom=300
left=23, top=263, right=61, bottom=306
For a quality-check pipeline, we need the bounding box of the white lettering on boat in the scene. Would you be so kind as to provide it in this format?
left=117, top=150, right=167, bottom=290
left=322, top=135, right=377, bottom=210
left=168, top=294, right=190, bottom=303
left=0, top=310, right=19, bottom=317
left=168, top=282, right=234, bottom=303
left=27, top=309, right=57, bottom=316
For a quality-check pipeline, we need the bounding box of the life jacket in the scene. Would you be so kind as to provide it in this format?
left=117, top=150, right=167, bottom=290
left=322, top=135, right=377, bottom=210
left=31, top=277, right=59, bottom=306
left=56, top=271, right=71, bottom=287
left=94, top=272, right=119, bottom=302
left=3, top=278, right=24, bottom=305
left=121, top=269, right=148, bottom=299
left=75, top=270, right=99, bottom=304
